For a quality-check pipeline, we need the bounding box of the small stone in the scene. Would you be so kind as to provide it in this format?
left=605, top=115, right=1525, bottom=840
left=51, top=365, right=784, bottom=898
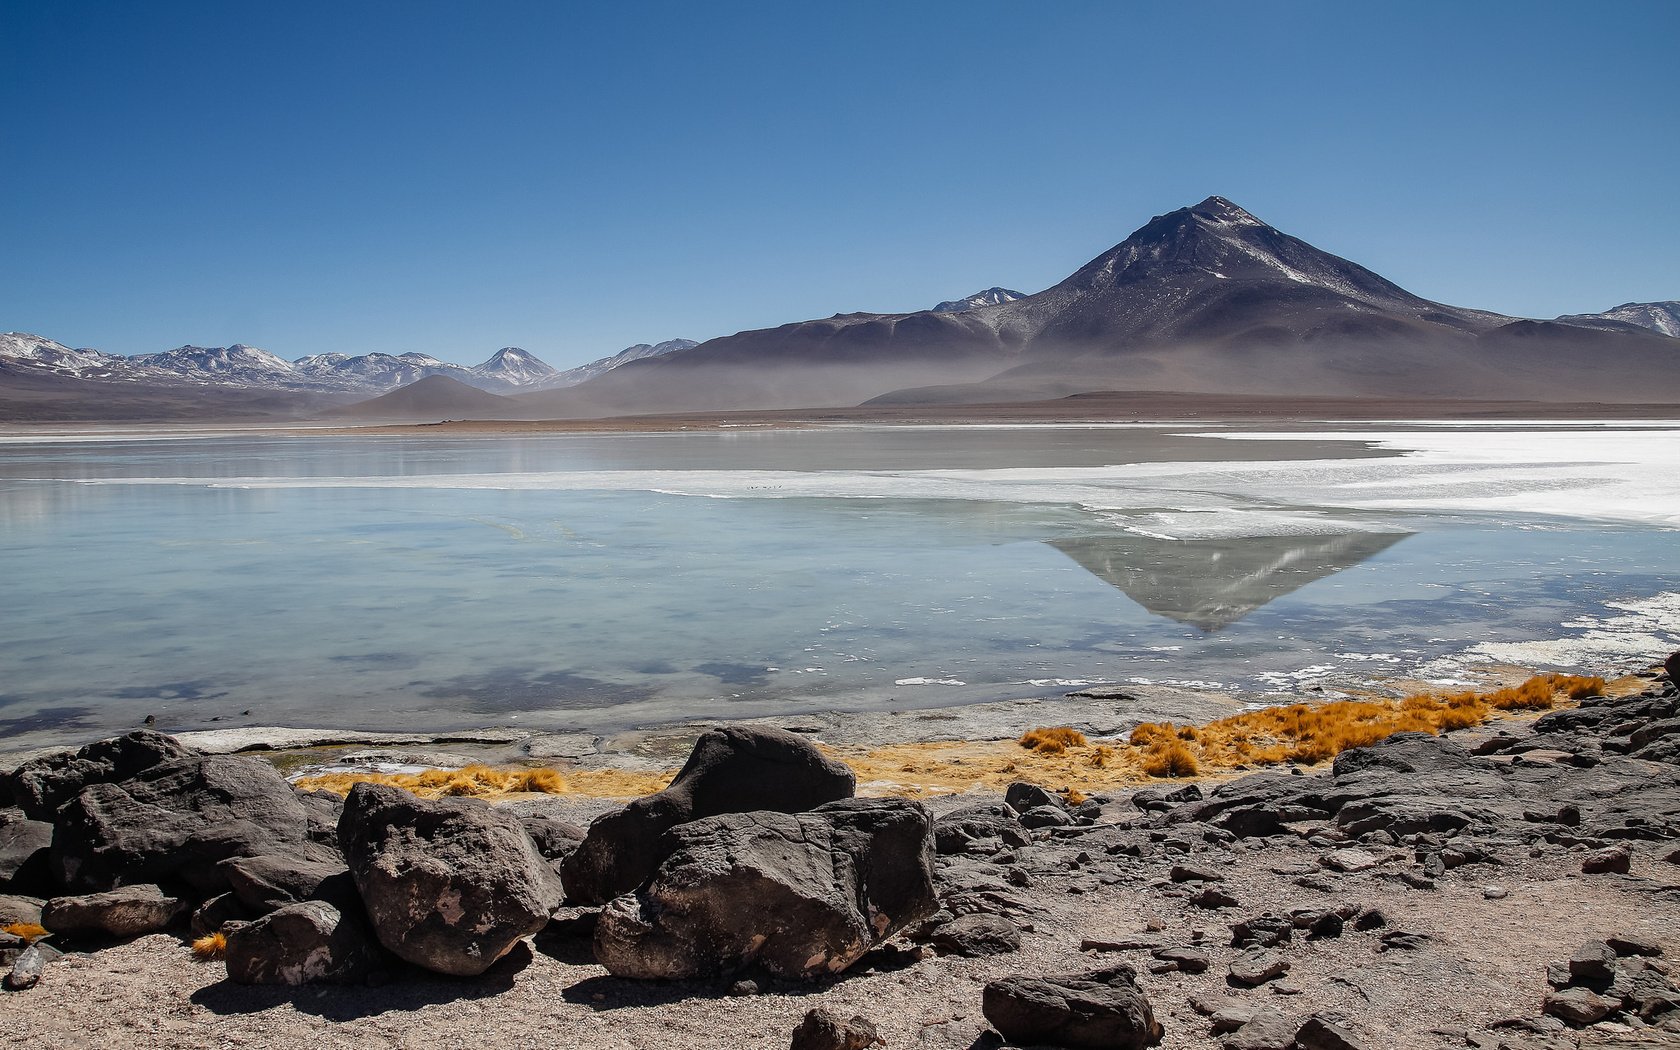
left=1582, top=844, right=1632, bottom=875
left=1150, top=945, right=1210, bottom=974
left=1295, top=1014, right=1371, bottom=1050
left=1353, top=908, right=1388, bottom=931
left=1208, top=1004, right=1257, bottom=1033
left=1321, top=848, right=1379, bottom=873
left=1222, top=1006, right=1297, bottom=1049
left=1607, top=934, right=1663, bottom=958
left=929, top=914, right=1021, bottom=957
left=1569, top=940, right=1618, bottom=984
left=1230, top=913, right=1292, bottom=948
left=789, top=1006, right=880, bottom=1050
left=1191, top=887, right=1240, bottom=909
left=1171, top=863, right=1224, bottom=883
left=1544, top=985, right=1617, bottom=1025
left=1228, top=948, right=1290, bottom=986
left=1482, top=886, right=1509, bottom=900
left=3, top=943, right=60, bottom=991
left=1378, top=930, right=1431, bottom=952
left=727, top=979, right=760, bottom=996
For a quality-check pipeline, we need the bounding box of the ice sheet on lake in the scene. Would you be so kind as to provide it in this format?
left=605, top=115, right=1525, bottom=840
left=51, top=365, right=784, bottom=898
left=54, top=424, right=1680, bottom=538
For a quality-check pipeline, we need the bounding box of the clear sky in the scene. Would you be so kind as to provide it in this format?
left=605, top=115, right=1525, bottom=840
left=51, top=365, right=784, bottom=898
left=3, top=2, right=1676, bottom=368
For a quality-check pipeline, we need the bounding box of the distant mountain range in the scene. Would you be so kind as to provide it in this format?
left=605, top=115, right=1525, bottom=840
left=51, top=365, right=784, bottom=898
left=0, top=332, right=704, bottom=420
left=3, top=196, right=1675, bottom=421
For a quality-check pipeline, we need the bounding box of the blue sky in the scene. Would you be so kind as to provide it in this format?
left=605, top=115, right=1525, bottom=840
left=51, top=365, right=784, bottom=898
left=3, top=2, right=1676, bottom=368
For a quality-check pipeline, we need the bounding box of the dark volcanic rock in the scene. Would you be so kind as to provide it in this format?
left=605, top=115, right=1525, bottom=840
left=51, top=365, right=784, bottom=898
left=521, top=815, right=586, bottom=861
left=788, top=1006, right=882, bottom=1050
left=41, top=884, right=186, bottom=937
left=593, top=797, right=935, bottom=981
left=1568, top=940, right=1618, bottom=983
left=1005, top=782, right=1066, bottom=813
left=1294, top=1014, right=1370, bottom=1050
left=339, top=783, right=562, bottom=977
left=934, top=805, right=1030, bottom=854
left=5, top=731, right=196, bottom=821
left=1228, top=948, right=1290, bottom=986
left=0, top=815, right=52, bottom=893
left=0, top=893, right=44, bottom=926
left=1544, top=985, right=1617, bottom=1025
left=4, top=941, right=60, bottom=991
left=1020, top=804, right=1077, bottom=829
left=218, top=850, right=351, bottom=914
left=562, top=726, right=855, bottom=904
left=190, top=892, right=252, bottom=936
left=982, top=964, right=1163, bottom=1049
left=224, top=900, right=384, bottom=986
left=928, top=913, right=1020, bottom=957
left=50, top=754, right=312, bottom=893
left=1223, top=1007, right=1298, bottom=1050
left=1581, top=844, right=1632, bottom=874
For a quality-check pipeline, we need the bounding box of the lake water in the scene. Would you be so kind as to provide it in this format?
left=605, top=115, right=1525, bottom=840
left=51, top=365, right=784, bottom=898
left=2, top=422, right=1678, bottom=750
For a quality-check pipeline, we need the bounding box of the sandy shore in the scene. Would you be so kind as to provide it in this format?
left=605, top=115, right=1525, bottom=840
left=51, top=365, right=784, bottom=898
left=312, top=391, right=1680, bottom=437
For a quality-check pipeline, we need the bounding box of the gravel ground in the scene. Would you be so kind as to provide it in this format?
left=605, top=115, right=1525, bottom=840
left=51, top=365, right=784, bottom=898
left=17, top=815, right=1679, bottom=1049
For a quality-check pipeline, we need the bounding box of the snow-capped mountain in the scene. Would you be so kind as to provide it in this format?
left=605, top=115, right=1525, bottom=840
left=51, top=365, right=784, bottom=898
left=128, top=344, right=303, bottom=387
left=1555, top=301, right=1680, bottom=338
left=475, top=346, right=562, bottom=387
left=548, top=339, right=699, bottom=388
left=0, top=332, right=113, bottom=376
left=931, top=288, right=1026, bottom=312
left=0, top=333, right=698, bottom=397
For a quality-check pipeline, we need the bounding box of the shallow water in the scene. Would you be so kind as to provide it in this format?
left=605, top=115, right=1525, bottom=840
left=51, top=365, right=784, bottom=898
left=1, top=422, right=1677, bottom=748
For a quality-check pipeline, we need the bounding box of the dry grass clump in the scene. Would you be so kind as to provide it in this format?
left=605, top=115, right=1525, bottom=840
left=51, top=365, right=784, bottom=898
left=1130, top=673, right=1606, bottom=772
left=191, top=932, right=227, bottom=960
left=4, top=922, right=48, bottom=943
left=1018, top=726, right=1089, bottom=754
left=294, top=763, right=570, bottom=799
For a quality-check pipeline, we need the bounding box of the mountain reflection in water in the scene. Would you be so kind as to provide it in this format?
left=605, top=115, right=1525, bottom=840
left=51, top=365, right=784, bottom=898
left=1049, top=530, right=1411, bottom=632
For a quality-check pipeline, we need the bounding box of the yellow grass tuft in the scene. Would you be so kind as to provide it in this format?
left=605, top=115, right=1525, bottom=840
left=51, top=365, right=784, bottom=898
left=1128, top=673, right=1608, bottom=773
left=294, top=762, right=572, bottom=800
left=1139, top=735, right=1199, bottom=778
left=192, top=932, right=227, bottom=960
left=4, top=922, right=48, bottom=943
left=1019, top=726, right=1089, bottom=754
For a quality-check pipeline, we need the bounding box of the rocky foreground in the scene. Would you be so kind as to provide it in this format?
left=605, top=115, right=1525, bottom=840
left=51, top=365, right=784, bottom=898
left=2, top=660, right=1679, bottom=1049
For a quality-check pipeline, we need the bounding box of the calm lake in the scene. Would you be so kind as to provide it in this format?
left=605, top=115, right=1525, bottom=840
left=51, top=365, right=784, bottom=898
left=2, top=422, right=1678, bottom=751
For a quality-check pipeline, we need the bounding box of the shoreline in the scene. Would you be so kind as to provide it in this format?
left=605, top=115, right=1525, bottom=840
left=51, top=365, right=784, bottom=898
left=5, top=654, right=1677, bottom=1048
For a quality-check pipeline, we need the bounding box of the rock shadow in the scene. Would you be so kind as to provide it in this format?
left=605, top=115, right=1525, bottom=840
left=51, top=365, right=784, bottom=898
left=556, top=944, right=925, bottom=1010
left=189, top=942, right=533, bottom=1021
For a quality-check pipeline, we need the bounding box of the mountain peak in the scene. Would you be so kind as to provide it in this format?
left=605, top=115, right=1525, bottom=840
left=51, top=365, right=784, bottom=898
left=1187, top=195, right=1261, bottom=225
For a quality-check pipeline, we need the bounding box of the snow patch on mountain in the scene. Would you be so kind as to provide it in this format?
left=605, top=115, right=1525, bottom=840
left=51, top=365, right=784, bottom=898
left=931, top=288, right=1026, bottom=312
left=1556, top=302, right=1680, bottom=339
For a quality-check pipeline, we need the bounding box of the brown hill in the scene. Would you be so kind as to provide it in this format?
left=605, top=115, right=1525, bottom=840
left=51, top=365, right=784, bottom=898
left=323, top=374, right=522, bottom=422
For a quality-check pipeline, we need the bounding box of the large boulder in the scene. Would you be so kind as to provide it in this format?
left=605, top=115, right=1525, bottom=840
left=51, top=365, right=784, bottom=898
left=50, top=755, right=313, bottom=893
left=982, top=964, right=1163, bottom=1049
left=593, top=797, right=935, bottom=981
left=224, top=900, right=384, bottom=986
left=5, top=731, right=196, bottom=821
left=563, top=726, right=855, bottom=904
left=41, top=884, right=186, bottom=938
left=338, top=783, right=562, bottom=977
